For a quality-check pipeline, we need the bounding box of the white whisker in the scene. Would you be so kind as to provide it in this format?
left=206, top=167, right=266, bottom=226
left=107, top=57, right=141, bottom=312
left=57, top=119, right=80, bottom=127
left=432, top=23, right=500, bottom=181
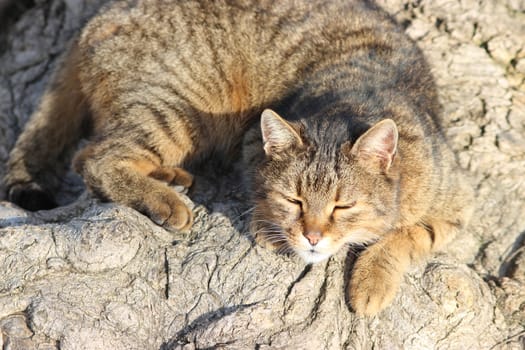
left=234, top=207, right=256, bottom=220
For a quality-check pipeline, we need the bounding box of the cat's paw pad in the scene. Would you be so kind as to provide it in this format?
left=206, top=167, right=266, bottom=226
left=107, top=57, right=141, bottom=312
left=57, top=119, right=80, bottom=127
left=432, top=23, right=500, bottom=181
left=348, top=253, right=402, bottom=316
left=140, top=191, right=193, bottom=232
left=7, top=183, right=57, bottom=211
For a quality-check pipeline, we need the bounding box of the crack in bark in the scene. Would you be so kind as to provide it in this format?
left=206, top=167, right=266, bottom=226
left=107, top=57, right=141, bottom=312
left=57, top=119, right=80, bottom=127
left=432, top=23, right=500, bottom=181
left=283, top=263, right=312, bottom=302
left=164, top=247, right=169, bottom=299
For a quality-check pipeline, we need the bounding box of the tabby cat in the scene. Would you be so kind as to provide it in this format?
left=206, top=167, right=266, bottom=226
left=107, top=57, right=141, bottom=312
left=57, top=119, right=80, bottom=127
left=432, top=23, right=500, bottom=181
left=4, top=0, right=473, bottom=315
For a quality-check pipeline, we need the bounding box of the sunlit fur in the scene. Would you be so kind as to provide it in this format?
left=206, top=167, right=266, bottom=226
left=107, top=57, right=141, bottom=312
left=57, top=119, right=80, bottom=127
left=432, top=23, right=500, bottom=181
left=5, top=0, right=473, bottom=316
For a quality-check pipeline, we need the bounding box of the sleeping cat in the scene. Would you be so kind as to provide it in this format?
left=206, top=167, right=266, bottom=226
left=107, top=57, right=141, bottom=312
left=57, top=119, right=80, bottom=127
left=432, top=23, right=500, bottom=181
left=4, top=0, right=473, bottom=316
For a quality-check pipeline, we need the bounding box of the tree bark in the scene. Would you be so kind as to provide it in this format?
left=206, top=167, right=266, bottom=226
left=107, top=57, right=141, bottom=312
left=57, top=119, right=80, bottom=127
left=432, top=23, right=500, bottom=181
left=0, top=0, right=524, bottom=349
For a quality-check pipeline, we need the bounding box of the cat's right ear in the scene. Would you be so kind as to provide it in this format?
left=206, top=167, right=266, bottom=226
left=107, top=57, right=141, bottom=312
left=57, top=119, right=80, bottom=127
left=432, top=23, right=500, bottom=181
left=261, top=109, right=303, bottom=156
left=346, top=119, right=398, bottom=172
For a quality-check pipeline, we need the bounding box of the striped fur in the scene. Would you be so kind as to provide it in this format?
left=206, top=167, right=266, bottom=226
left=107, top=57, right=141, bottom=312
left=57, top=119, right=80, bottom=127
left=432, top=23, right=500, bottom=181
left=5, top=0, right=473, bottom=315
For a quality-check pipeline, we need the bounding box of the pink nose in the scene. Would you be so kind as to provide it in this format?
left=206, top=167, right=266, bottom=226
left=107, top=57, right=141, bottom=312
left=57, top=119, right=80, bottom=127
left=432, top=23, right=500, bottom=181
left=304, top=231, right=321, bottom=246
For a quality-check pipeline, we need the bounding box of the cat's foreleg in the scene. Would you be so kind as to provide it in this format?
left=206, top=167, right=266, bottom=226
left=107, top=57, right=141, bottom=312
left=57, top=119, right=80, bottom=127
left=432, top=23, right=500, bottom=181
left=73, top=141, right=193, bottom=231
left=5, top=41, right=87, bottom=210
left=348, top=221, right=457, bottom=316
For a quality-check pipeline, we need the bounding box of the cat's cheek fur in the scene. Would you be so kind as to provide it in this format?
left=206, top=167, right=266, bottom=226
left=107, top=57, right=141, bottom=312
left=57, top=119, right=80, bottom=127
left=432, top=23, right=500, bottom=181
left=342, top=229, right=381, bottom=246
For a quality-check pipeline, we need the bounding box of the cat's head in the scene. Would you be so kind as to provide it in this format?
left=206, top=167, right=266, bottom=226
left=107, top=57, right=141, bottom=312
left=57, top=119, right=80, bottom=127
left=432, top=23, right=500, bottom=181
left=250, top=109, right=401, bottom=263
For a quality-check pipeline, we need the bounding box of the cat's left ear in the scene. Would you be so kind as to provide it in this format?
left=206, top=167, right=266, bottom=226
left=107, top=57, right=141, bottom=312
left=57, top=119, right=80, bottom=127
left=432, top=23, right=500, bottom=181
left=349, top=119, right=398, bottom=171
left=261, top=109, right=303, bottom=156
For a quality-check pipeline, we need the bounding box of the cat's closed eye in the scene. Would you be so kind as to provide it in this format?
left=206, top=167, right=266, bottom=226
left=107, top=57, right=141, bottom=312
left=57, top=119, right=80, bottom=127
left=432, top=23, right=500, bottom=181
left=284, top=196, right=303, bottom=207
left=333, top=201, right=356, bottom=211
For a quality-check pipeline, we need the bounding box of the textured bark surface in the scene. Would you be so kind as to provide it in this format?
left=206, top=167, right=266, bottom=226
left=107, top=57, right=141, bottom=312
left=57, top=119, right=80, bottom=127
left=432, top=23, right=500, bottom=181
left=0, top=0, right=524, bottom=349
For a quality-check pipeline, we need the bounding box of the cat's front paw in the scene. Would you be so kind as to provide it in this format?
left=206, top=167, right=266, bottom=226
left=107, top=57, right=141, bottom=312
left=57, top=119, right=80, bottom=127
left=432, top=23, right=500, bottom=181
left=348, top=248, right=402, bottom=316
left=138, top=191, right=193, bottom=232
left=8, top=182, right=57, bottom=211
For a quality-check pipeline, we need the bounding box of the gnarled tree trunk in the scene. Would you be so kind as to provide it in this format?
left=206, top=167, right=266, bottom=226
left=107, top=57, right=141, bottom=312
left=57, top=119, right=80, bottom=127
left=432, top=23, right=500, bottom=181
left=0, top=0, right=524, bottom=348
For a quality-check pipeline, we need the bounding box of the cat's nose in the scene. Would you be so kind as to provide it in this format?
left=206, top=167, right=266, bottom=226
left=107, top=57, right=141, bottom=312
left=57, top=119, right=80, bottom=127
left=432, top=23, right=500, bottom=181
left=304, top=231, right=321, bottom=246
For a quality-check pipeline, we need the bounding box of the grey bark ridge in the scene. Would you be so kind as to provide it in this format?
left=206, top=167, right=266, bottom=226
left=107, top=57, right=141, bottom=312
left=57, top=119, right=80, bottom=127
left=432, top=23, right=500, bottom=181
left=1, top=0, right=524, bottom=349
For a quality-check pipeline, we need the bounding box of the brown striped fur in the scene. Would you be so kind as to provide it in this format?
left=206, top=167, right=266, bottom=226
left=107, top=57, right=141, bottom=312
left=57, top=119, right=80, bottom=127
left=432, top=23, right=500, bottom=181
left=4, top=0, right=473, bottom=315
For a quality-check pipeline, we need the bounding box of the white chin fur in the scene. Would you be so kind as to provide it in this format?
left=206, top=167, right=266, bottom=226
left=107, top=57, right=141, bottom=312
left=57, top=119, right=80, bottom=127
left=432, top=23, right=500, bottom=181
left=296, top=250, right=332, bottom=264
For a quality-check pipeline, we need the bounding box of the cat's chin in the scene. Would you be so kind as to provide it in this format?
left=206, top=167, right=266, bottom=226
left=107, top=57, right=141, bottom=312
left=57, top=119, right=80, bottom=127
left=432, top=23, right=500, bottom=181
left=296, top=250, right=332, bottom=264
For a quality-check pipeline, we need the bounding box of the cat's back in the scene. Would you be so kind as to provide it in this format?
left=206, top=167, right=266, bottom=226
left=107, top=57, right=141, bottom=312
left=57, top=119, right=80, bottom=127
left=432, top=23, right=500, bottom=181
left=76, top=0, right=404, bottom=114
